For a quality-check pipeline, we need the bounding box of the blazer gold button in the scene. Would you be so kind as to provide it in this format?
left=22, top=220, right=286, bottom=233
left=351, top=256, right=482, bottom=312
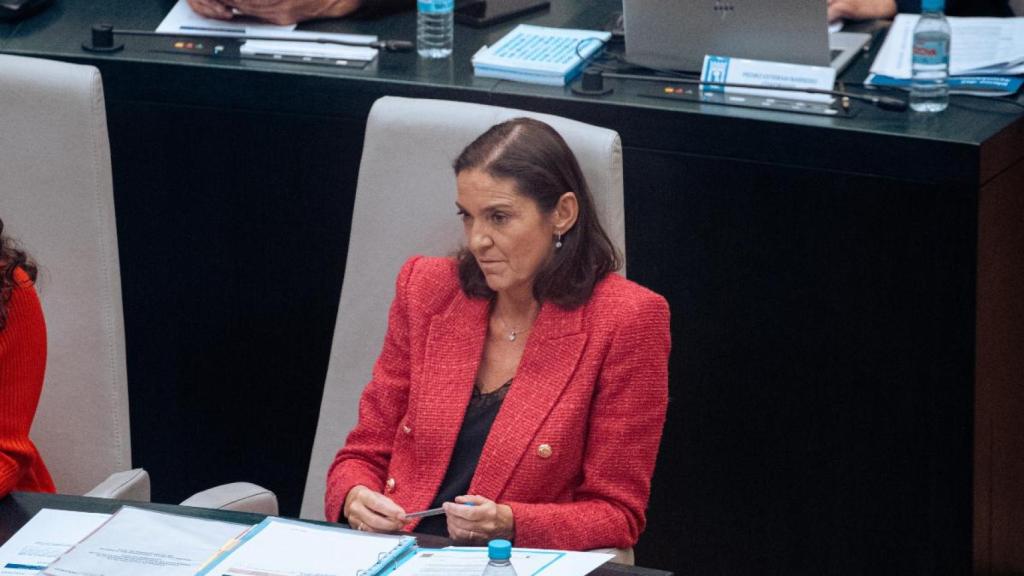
left=385, top=477, right=396, bottom=492
left=537, top=444, right=552, bottom=459
left=402, top=425, right=412, bottom=435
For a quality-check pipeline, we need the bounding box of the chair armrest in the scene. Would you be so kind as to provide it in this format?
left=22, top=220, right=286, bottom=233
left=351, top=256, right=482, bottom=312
left=180, top=482, right=279, bottom=515
left=589, top=547, right=634, bottom=565
left=83, top=469, right=151, bottom=501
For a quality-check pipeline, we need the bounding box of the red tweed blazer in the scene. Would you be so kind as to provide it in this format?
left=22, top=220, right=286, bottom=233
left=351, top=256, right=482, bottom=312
left=325, top=256, right=670, bottom=550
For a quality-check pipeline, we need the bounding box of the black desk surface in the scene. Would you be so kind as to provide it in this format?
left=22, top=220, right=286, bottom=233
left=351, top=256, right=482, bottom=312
left=2, top=0, right=1021, bottom=183
left=0, top=492, right=672, bottom=576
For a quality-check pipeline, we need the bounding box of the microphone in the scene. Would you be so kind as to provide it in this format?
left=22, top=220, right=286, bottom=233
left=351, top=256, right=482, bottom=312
left=83, top=23, right=414, bottom=53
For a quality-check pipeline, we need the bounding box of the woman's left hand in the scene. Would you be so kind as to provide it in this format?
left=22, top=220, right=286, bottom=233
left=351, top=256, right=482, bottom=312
left=444, top=495, right=515, bottom=545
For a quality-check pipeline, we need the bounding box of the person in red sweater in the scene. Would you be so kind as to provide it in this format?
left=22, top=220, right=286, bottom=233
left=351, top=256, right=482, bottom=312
left=0, top=217, right=56, bottom=498
left=326, top=119, right=671, bottom=550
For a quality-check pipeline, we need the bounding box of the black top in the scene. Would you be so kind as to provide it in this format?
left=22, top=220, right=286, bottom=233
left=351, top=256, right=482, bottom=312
left=416, top=379, right=512, bottom=537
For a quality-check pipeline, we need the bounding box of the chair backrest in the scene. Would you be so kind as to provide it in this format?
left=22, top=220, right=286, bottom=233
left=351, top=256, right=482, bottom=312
left=300, top=96, right=625, bottom=519
left=0, top=55, right=132, bottom=495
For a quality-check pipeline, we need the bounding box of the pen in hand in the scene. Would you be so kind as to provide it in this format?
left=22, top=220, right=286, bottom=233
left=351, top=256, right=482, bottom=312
left=404, top=502, right=474, bottom=519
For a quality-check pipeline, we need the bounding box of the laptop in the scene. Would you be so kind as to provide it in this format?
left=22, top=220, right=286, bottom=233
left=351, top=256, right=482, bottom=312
left=623, top=0, right=871, bottom=74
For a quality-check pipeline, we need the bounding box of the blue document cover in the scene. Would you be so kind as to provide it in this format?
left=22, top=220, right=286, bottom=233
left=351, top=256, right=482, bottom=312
left=865, top=74, right=1023, bottom=96
left=472, top=24, right=611, bottom=86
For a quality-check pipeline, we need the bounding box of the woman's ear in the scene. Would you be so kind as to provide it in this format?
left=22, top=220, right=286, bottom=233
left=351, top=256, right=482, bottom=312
left=552, top=192, right=579, bottom=234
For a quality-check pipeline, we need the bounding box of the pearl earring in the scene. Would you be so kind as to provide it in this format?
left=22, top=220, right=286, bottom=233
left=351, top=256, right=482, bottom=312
left=555, top=232, right=563, bottom=249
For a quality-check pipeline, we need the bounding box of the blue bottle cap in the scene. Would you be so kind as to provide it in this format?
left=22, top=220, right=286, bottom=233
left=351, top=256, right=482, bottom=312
left=488, top=539, right=512, bottom=560
left=921, top=0, right=945, bottom=11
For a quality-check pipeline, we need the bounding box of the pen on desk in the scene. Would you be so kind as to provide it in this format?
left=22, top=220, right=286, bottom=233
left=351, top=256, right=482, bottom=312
left=404, top=502, right=474, bottom=519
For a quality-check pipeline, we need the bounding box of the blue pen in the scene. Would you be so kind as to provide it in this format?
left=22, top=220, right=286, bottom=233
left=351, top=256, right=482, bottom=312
left=404, top=501, right=475, bottom=519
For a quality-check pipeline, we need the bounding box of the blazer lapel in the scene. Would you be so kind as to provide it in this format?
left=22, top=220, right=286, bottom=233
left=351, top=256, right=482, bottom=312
left=471, top=301, right=586, bottom=498
left=415, top=292, right=488, bottom=488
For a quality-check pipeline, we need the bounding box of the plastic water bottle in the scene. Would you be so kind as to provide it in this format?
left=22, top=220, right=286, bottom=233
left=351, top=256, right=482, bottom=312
left=910, top=0, right=951, bottom=112
left=481, top=539, right=517, bottom=576
left=417, top=0, right=454, bottom=59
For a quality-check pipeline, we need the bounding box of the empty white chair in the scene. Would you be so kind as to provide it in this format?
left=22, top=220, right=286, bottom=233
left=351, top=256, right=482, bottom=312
left=0, top=54, right=146, bottom=501
left=0, top=54, right=273, bottom=513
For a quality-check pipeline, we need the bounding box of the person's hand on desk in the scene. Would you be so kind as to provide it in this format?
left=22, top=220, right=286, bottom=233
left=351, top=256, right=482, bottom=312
left=444, top=495, right=515, bottom=545
left=186, top=0, right=365, bottom=25
left=827, top=0, right=897, bottom=21
left=343, top=484, right=406, bottom=533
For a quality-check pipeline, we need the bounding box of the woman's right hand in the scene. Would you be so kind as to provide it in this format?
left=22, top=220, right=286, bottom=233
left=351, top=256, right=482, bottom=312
left=343, top=485, right=406, bottom=532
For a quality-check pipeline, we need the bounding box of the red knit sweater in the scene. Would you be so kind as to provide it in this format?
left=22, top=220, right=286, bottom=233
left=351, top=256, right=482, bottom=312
left=0, top=267, right=56, bottom=496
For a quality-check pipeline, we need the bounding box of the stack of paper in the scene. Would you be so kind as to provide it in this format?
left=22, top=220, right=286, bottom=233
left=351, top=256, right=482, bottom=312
left=0, top=508, right=613, bottom=576
left=0, top=508, right=414, bottom=576
left=41, top=507, right=249, bottom=576
left=472, top=24, right=611, bottom=86
left=239, top=40, right=377, bottom=65
left=868, top=14, right=1024, bottom=95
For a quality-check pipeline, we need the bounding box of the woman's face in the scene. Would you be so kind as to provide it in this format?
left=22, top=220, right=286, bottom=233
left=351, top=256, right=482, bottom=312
left=456, top=169, right=559, bottom=299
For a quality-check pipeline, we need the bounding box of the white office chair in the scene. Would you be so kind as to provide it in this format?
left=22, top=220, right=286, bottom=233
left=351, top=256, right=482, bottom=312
left=0, top=54, right=147, bottom=501
left=299, top=96, right=633, bottom=564
left=0, top=54, right=272, bottom=513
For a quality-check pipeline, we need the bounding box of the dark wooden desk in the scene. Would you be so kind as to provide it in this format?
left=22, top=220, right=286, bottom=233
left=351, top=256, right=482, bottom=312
left=2, top=2, right=1022, bottom=574
left=0, top=492, right=671, bottom=576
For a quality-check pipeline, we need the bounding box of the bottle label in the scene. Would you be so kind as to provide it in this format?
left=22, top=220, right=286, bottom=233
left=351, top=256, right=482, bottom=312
left=418, top=0, right=454, bottom=13
left=912, top=40, right=948, bottom=65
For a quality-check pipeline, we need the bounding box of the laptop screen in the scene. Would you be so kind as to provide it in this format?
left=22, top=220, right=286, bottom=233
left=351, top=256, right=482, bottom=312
left=623, top=0, right=832, bottom=72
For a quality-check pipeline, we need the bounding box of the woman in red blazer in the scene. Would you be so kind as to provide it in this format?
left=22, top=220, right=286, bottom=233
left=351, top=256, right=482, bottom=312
left=326, top=118, right=670, bottom=551
left=0, top=217, right=56, bottom=498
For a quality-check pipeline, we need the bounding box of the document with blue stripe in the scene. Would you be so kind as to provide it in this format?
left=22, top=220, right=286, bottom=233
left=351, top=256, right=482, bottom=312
left=0, top=509, right=109, bottom=575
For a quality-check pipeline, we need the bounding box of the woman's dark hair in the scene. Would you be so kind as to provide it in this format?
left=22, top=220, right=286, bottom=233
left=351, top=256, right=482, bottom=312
left=0, top=216, right=38, bottom=331
left=454, top=118, right=621, bottom=309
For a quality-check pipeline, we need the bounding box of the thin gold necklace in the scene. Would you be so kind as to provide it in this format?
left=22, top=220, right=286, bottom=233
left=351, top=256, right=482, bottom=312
left=496, top=314, right=522, bottom=342
left=494, top=305, right=536, bottom=342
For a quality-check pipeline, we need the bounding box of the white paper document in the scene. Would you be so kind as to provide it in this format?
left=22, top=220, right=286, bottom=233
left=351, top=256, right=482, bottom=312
left=157, top=0, right=377, bottom=45
left=157, top=0, right=297, bottom=36
left=870, top=14, right=1024, bottom=78
left=40, top=507, right=249, bottom=576
left=390, top=547, right=612, bottom=576
left=240, top=40, right=377, bottom=62
left=0, top=510, right=110, bottom=575
left=197, top=517, right=415, bottom=576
